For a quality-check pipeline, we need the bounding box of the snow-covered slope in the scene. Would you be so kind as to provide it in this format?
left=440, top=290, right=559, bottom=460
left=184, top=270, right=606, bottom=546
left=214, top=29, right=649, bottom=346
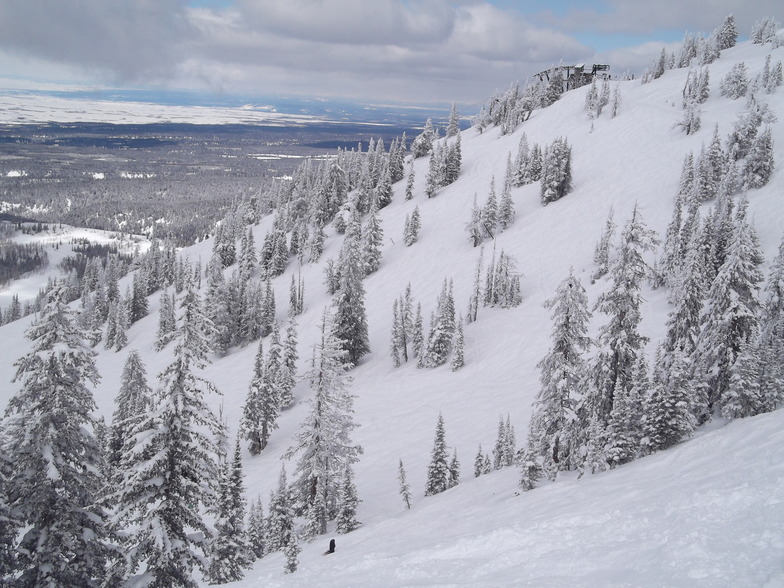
left=1, top=38, right=783, bottom=586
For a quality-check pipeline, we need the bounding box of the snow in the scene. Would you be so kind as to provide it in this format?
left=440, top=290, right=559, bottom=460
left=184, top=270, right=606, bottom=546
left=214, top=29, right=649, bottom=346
left=0, top=224, right=149, bottom=309
left=0, top=92, right=331, bottom=126
left=1, top=39, right=784, bottom=585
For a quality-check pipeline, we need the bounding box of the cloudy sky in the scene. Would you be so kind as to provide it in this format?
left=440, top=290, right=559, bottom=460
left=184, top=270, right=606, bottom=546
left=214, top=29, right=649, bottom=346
left=0, top=0, right=782, bottom=107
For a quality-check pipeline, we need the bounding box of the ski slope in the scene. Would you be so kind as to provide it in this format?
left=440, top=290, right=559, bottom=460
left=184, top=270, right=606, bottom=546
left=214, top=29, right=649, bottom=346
left=1, top=37, right=783, bottom=586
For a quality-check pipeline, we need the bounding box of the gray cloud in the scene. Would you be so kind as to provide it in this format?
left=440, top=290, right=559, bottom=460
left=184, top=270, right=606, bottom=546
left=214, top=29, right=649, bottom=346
left=0, top=0, right=194, bottom=80
left=0, top=0, right=782, bottom=104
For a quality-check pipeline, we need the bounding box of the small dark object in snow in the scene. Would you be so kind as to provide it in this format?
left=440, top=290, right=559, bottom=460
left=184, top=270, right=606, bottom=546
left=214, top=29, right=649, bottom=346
left=324, top=538, right=336, bottom=555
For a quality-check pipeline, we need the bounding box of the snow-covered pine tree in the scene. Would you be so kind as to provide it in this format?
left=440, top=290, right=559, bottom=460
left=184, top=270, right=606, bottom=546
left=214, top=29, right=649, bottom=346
left=447, top=450, right=460, bottom=489
left=336, top=464, right=361, bottom=534
left=279, top=320, right=299, bottom=409
left=722, top=337, right=763, bottom=420
left=247, top=496, right=266, bottom=558
left=447, top=102, right=460, bottom=138
left=474, top=445, right=486, bottom=477
left=404, top=205, right=421, bottom=246
left=757, top=236, right=784, bottom=413
left=240, top=338, right=279, bottom=454
left=398, top=459, right=412, bottom=509
left=411, top=117, right=437, bottom=158
left=363, top=202, right=383, bottom=275
left=744, top=126, right=774, bottom=189
left=693, top=195, right=763, bottom=422
left=451, top=315, right=465, bottom=372
left=721, top=62, right=750, bottom=100
left=111, top=277, right=223, bottom=587
left=529, top=271, right=591, bottom=474
left=467, top=246, right=484, bottom=323
left=266, top=465, right=295, bottom=554
left=424, top=279, right=456, bottom=367
left=498, top=156, right=515, bottom=231
left=332, top=212, right=370, bottom=366
left=644, top=346, right=697, bottom=453
left=105, top=298, right=118, bottom=349
left=283, top=533, right=300, bottom=574
left=679, top=99, right=702, bottom=135
left=413, top=302, right=425, bottom=368
left=481, top=177, right=498, bottom=239
left=405, top=159, right=415, bottom=201
left=390, top=299, right=402, bottom=368
left=286, top=309, right=363, bottom=526
left=716, top=14, right=738, bottom=50
left=109, top=349, right=152, bottom=468
left=750, top=16, right=781, bottom=45
left=3, top=286, right=111, bottom=587
left=611, top=83, right=622, bottom=118
left=585, top=204, right=658, bottom=428
left=0, top=442, right=17, bottom=584
left=207, top=438, right=254, bottom=584
left=467, top=194, right=483, bottom=247
left=425, top=413, right=450, bottom=496
left=113, top=294, right=129, bottom=351
left=540, top=137, right=572, bottom=205
left=239, top=226, right=257, bottom=282
left=605, top=357, right=646, bottom=468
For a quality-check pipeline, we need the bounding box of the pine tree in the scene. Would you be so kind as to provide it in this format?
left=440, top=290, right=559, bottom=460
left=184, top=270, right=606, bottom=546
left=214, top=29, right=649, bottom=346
left=247, top=496, right=266, bottom=558
left=447, top=450, right=460, bottom=489
left=109, top=349, right=152, bottom=468
left=586, top=205, right=658, bottom=428
left=413, top=303, right=425, bottom=368
left=0, top=444, right=18, bottom=583
left=451, top=315, right=465, bottom=372
left=757, top=237, right=784, bottom=413
left=111, top=278, right=223, bottom=588
left=283, top=533, right=300, bottom=574
left=693, top=196, right=763, bottom=421
left=540, top=138, right=572, bottom=205
left=336, top=465, right=361, bottom=534
left=498, top=158, right=515, bottom=231
left=605, top=357, right=645, bottom=468
left=447, top=102, right=460, bottom=138
left=398, top=459, right=412, bottom=509
left=404, top=205, right=421, bottom=246
left=716, top=14, right=738, bottom=50
left=279, top=320, right=299, bottom=409
left=285, top=309, right=363, bottom=526
left=405, top=160, right=415, bottom=201
left=481, top=177, right=498, bottom=238
left=645, top=347, right=697, bottom=453
left=363, top=202, right=384, bottom=275
left=4, top=286, right=110, bottom=587
left=424, top=279, right=456, bottom=367
left=241, top=338, right=279, bottom=454
left=720, top=62, right=749, bottom=99
left=474, top=445, right=486, bottom=477
left=332, top=213, right=370, bottom=366
left=390, top=299, right=402, bottom=368
left=744, top=127, right=774, bottom=189
left=207, top=439, right=254, bottom=584
left=425, top=413, right=450, bottom=496
left=529, top=271, right=591, bottom=473
left=239, top=227, right=257, bottom=282
left=266, top=465, right=295, bottom=554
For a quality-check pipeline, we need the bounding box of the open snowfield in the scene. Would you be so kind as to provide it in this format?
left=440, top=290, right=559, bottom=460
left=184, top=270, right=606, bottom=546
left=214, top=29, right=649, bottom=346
left=0, top=223, right=148, bottom=309
left=1, top=38, right=783, bottom=585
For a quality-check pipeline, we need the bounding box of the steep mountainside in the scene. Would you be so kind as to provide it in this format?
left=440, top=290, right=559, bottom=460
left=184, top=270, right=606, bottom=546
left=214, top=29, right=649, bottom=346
left=1, top=36, right=783, bottom=587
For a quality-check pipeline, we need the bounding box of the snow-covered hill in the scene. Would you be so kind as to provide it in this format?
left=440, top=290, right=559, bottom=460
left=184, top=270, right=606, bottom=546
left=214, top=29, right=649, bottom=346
left=1, top=37, right=783, bottom=586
